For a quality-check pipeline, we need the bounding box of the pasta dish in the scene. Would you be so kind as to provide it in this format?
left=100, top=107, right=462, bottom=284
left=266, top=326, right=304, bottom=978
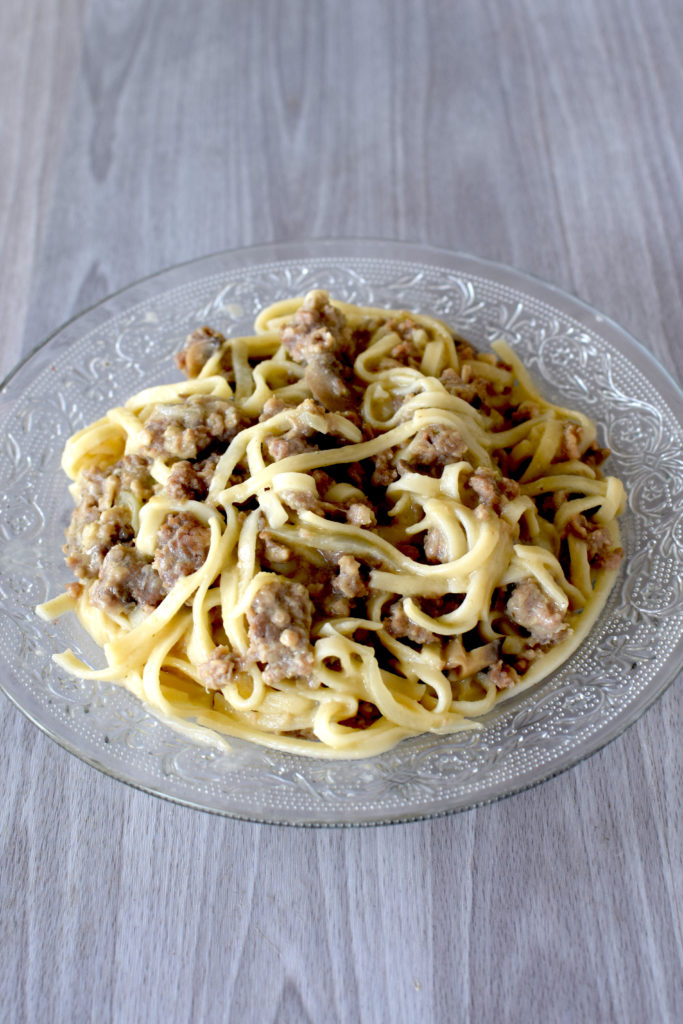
left=37, top=291, right=625, bottom=758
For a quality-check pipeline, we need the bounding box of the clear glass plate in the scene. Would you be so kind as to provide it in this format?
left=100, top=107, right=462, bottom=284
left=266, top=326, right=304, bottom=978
left=1, top=240, right=681, bottom=826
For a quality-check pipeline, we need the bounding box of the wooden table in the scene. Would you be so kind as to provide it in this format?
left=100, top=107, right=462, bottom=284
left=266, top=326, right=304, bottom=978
left=2, top=2, right=681, bottom=1021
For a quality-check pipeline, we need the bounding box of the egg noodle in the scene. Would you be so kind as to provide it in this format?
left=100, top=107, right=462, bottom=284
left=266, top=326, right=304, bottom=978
left=37, top=291, right=625, bottom=758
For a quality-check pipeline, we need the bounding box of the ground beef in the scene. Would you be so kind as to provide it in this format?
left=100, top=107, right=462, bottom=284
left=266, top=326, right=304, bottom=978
left=198, top=646, right=244, bottom=691
left=263, top=398, right=353, bottom=463
left=339, top=700, right=381, bottom=730
left=265, top=433, right=319, bottom=462
left=246, top=578, right=315, bottom=683
left=557, top=422, right=583, bottom=461
left=64, top=503, right=135, bottom=579
left=166, top=453, right=220, bottom=500
left=89, top=545, right=166, bottom=612
left=345, top=501, right=376, bottom=527
left=138, top=396, right=245, bottom=460
left=259, top=396, right=299, bottom=421
left=440, top=366, right=479, bottom=401
left=506, top=580, right=569, bottom=645
left=153, top=512, right=212, bottom=589
left=483, top=659, right=519, bottom=689
left=400, top=425, right=467, bottom=475
left=424, top=526, right=449, bottom=563
left=384, top=602, right=436, bottom=644
left=371, top=448, right=399, bottom=487
left=175, top=326, right=225, bottom=378
left=311, top=469, right=335, bottom=494
left=468, top=466, right=520, bottom=512
left=333, top=556, right=368, bottom=599
left=584, top=443, right=611, bottom=468
left=80, top=455, right=156, bottom=507
left=64, top=455, right=157, bottom=579
left=566, top=514, right=623, bottom=570
left=281, top=290, right=351, bottom=363
left=375, top=318, right=429, bottom=372
left=258, top=530, right=293, bottom=565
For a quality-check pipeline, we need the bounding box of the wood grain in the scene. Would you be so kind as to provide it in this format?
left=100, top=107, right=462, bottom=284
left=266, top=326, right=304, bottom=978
left=1, top=1, right=681, bottom=1022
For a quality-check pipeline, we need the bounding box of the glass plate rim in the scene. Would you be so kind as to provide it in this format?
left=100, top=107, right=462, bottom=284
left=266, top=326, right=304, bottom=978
left=0, top=237, right=681, bottom=826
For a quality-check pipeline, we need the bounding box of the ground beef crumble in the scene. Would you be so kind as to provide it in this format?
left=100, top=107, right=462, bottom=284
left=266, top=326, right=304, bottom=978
left=153, top=512, right=212, bottom=589
left=468, top=466, right=520, bottom=512
left=566, top=514, right=623, bottom=570
left=384, top=602, right=436, bottom=645
left=506, top=580, right=569, bottom=645
left=399, top=425, right=467, bottom=475
left=90, top=545, right=165, bottom=612
left=199, top=646, right=244, bottom=691
left=138, top=396, right=246, bottom=460
left=166, top=453, right=220, bottom=501
left=262, top=398, right=356, bottom=463
left=246, top=578, right=315, bottom=684
left=64, top=455, right=156, bottom=579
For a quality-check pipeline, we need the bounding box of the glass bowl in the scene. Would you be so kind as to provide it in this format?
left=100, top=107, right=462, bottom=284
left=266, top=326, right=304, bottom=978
left=1, top=240, right=681, bottom=825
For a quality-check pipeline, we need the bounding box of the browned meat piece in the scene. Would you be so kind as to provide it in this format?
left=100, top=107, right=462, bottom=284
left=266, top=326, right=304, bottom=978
left=400, top=425, right=467, bottom=474
left=281, top=290, right=351, bottom=363
left=64, top=454, right=158, bottom=579
left=468, top=466, right=520, bottom=512
left=175, top=326, right=225, bottom=378
left=483, top=660, right=519, bottom=689
left=439, top=367, right=481, bottom=404
left=138, top=396, right=245, bottom=460
left=259, top=396, right=299, bottom=422
left=198, top=646, right=245, bottom=691
left=265, top=433, right=319, bottom=462
left=566, top=514, right=623, bottom=570
left=246, top=578, right=314, bottom=683
left=455, top=339, right=477, bottom=362
left=80, top=455, right=156, bottom=506
left=339, top=700, right=381, bottom=730
left=584, top=443, right=611, bottom=468
left=384, top=602, right=436, bottom=644
left=424, top=527, right=448, bottom=563
left=312, top=469, right=335, bottom=495
left=371, top=448, right=398, bottom=487
left=279, top=489, right=324, bottom=514
left=153, top=512, right=212, bottom=589
left=557, top=422, right=583, bottom=461
left=506, top=580, right=569, bottom=645
left=321, top=593, right=352, bottom=617
left=258, top=530, right=293, bottom=565
left=64, top=502, right=135, bottom=579
left=262, top=398, right=351, bottom=463
left=90, top=545, right=166, bottom=612
left=333, top=556, right=368, bottom=599
left=166, top=453, right=220, bottom=500
left=388, top=323, right=423, bottom=369
left=345, top=501, right=376, bottom=527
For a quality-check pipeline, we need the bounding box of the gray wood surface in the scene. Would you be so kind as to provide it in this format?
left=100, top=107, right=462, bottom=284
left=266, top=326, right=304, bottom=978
left=1, top=1, right=682, bottom=1021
